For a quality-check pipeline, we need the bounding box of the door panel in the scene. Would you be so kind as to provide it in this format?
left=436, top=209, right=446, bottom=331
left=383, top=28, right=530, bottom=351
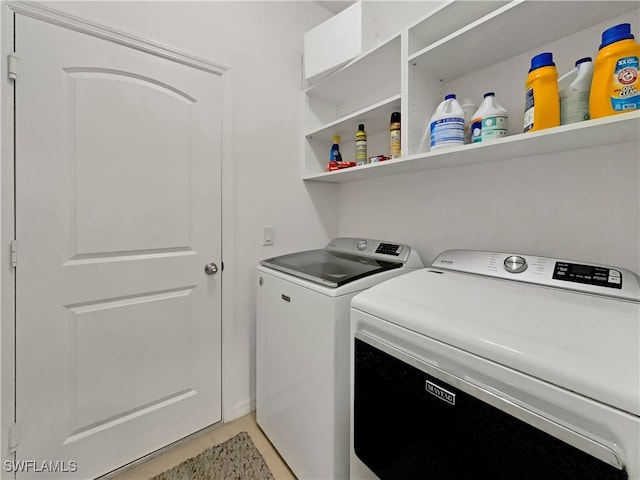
left=71, top=290, right=192, bottom=429
left=15, top=14, right=222, bottom=478
left=71, top=70, right=192, bottom=255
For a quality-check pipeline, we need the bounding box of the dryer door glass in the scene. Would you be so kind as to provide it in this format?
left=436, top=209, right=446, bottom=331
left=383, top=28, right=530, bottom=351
left=353, top=337, right=628, bottom=480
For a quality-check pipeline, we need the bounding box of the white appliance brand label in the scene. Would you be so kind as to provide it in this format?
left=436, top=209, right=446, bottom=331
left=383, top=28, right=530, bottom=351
left=426, top=380, right=455, bottom=405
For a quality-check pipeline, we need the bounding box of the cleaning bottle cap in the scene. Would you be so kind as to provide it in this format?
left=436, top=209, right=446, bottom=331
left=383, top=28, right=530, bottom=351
left=600, top=23, right=634, bottom=50
left=483, top=92, right=495, bottom=97
left=575, top=57, right=592, bottom=66
left=332, top=135, right=341, bottom=144
left=445, top=94, right=456, bottom=100
left=529, top=52, right=555, bottom=72
left=358, top=124, right=365, bottom=131
left=390, top=112, right=401, bottom=123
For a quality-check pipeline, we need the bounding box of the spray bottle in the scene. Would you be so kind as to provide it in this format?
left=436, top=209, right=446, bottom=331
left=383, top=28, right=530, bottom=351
left=329, top=135, right=342, bottom=162
left=390, top=112, right=401, bottom=158
left=355, top=124, right=367, bottom=165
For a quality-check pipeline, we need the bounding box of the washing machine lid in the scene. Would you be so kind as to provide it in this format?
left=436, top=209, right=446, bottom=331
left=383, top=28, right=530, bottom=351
left=260, top=249, right=401, bottom=288
left=259, top=237, right=417, bottom=288
left=351, top=250, right=640, bottom=416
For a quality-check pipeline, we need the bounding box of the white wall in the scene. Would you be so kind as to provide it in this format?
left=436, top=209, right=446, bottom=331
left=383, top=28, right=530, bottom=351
left=45, top=1, right=339, bottom=419
left=339, top=142, right=640, bottom=272
left=338, top=9, right=640, bottom=273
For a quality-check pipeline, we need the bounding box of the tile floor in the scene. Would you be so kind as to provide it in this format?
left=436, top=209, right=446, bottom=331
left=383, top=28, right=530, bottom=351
left=109, top=412, right=297, bottom=480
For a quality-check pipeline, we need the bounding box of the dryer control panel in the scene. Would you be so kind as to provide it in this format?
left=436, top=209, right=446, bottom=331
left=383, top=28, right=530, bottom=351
left=553, top=262, right=622, bottom=289
left=432, top=250, right=640, bottom=302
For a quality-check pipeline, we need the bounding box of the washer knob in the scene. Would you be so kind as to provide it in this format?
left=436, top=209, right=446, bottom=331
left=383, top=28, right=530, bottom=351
left=356, top=240, right=368, bottom=251
left=504, top=255, right=527, bottom=274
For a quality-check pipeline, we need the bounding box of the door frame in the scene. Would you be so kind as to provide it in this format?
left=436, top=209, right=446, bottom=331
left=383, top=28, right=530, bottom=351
left=0, top=1, right=236, bottom=470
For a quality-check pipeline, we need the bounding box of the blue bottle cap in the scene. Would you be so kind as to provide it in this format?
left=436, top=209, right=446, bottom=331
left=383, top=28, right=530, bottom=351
left=600, top=23, right=634, bottom=50
left=575, top=57, right=592, bottom=66
left=483, top=92, right=495, bottom=97
left=529, top=52, right=555, bottom=72
left=445, top=94, right=456, bottom=100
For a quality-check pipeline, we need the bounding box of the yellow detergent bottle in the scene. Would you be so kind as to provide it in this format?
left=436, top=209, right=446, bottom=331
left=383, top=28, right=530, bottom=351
left=590, top=23, right=640, bottom=119
left=524, top=52, right=560, bottom=132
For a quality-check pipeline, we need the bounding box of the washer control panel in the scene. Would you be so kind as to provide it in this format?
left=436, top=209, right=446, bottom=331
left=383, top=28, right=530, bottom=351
left=375, top=243, right=404, bottom=256
left=553, top=262, right=622, bottom=289
left=432, top=250, right=639, bottom=301
left=325, top=238, right=418, bottom=265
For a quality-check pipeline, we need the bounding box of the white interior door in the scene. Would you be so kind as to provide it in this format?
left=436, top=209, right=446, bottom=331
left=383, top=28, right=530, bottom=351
left=14, top=13, right=222, bottom=478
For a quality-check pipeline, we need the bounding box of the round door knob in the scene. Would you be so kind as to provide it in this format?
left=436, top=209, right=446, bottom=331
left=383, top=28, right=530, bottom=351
left=204, top=262, right=219, bottom=275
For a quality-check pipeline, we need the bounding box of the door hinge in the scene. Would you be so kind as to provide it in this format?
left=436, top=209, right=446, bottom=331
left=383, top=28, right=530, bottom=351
left=8, top=422, right=20, bottom=453
left=10, top=240, right=17, bottom=268
left=8, top=53, right=18, bottom=81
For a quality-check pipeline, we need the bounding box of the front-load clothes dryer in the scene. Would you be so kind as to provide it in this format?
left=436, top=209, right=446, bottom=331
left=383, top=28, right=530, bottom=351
left=256, top=238, right=423, bottom=480
left=350, top=250, right=640, bottom=480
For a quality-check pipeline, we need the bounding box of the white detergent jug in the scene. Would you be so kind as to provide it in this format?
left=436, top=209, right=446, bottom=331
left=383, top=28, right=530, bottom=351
left=429, top=94, right=465, bottom=150
left=460, top=98, right=477, bottom=144
left=559, top=57, right=593, bottom=125
left=471, top=92, right=509, bottom=143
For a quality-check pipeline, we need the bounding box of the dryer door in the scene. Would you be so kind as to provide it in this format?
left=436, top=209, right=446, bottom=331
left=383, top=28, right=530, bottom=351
left=353, top=332, right=628, bottom=480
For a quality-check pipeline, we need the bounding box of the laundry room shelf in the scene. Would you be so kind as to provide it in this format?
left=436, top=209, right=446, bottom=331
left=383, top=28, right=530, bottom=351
left=303, top=0, right=639, bottom=181
left=305, top=34, right=400, bottom=108
left=408, top=1, right=638, bottom=82
left=408, top=0, right=506, bottom=57
left=302, top=111, right=640, bottom=183
left=305, top=94, right=401, bottom=141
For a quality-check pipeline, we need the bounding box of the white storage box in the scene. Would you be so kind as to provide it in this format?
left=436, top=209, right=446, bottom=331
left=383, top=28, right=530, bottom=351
left=304, top=2, right=368, bottom=84
left=304, top=1, right=446, bottom=84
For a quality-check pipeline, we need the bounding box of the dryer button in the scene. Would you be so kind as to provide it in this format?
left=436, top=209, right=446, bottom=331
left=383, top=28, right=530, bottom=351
left=357, top=240, right=368, bottom=251
left=504, top=255, right=528, bottom=274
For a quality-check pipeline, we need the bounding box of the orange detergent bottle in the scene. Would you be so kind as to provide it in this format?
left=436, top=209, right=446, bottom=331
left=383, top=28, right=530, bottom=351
left=524, top=52, right=560, bottom=132
left=590, top=23, right=640, bottom=119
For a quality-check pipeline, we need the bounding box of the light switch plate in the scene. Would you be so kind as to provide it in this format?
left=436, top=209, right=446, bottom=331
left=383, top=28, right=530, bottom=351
left=263, top=226, right=274, bottom=246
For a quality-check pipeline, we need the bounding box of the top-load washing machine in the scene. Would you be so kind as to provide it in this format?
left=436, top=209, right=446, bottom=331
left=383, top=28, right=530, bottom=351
left=256, top=237, right=423, bottom=480
left=350, top=249, right=640, bottom=480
